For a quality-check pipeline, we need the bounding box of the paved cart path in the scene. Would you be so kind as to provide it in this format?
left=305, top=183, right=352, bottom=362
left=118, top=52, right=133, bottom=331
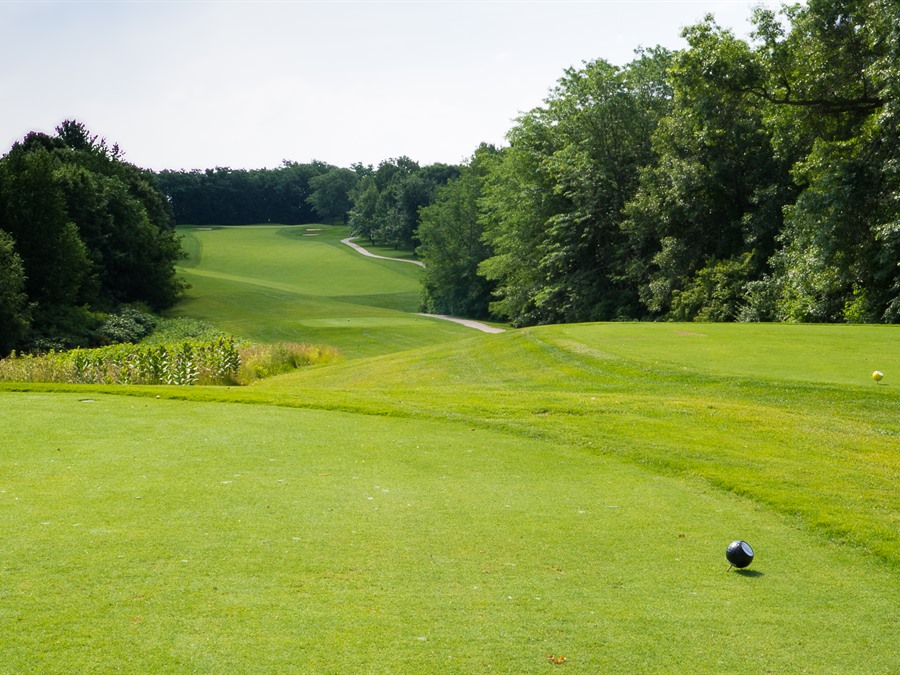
left=341, top=237, right=505, bottom=333
left=415, top=313, right=506, bottom=334
left=340, top=237, right=426, bottom=267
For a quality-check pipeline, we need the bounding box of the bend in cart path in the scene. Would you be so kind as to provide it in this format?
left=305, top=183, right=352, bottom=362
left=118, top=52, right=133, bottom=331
left=340, top=237, right=426, bottom=267
left=341, top=237, right=505, bottom=333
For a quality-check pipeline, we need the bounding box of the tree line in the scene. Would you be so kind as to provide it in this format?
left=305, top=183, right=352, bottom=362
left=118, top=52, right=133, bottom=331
left=0, top=121, right=184, bottom=354
left=414, top=0, right=900, bottom=325
left=155, top=162, right=360, bottom=226
left=347, top=158, right=460, bottom=249
left=154, top=158, right=460, bottom=249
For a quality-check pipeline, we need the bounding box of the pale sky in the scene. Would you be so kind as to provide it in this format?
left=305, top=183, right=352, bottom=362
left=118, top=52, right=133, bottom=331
left=1, top=1, right=786, bottom=171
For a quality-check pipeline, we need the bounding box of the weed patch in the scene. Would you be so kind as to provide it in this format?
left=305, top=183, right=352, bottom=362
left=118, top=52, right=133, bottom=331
left=0, top=338, right=339, bottom=386
left=0, top=338, right=241, bottom=385
left=238, top=342, right=341, bottom=382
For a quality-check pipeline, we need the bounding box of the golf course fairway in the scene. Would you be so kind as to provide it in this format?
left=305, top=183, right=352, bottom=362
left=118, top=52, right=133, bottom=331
left=1, top=224, right=897, bottom=672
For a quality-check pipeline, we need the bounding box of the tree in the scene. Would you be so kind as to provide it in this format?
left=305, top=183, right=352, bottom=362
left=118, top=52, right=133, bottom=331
left=751, top=0, right=900, bottom=322
left=348, top=174, right=379, bottom=243
left=0, top=229, right=30, bottom=353
left=418, top=145, right=498, bottom=318
left=0, top=141, right=91, bottom=310
left=56, top=119, right=122, bottom=160
left=0, top=121, right=185, bottom=349
left=622, top=19, right=790, bottom=320
left=479, top=50, right=673, bottom=325
left=307, top=167, right=358, bottom=223
left=376, top=172, right=432, bottom=248
left=538, top=49, right=673, bottom=322
left=370, top=157, right=422, bottom=248
left=346, top=158, right=459, bottom=250
left=53, top=131, right=183, bottom=310
left=478, top=112, right=565, bottom=325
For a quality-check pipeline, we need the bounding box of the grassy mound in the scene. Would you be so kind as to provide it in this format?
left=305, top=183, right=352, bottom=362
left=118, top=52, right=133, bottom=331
left=254, top=322, right=900, bottom=568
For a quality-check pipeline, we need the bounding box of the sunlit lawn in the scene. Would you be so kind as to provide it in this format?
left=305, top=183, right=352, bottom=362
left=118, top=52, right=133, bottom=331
left=1, top=392, right=896, bottom=672
left=1, top=224, right=897, bottom=672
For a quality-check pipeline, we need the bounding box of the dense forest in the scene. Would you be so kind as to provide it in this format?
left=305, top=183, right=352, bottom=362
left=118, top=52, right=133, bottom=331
left=0, top=121, right=183, bottom=354
left=347, top=158, right=460, bottom=249
left=413, top=0, right=900, bottom=324
left=2, top=0, right=897, bottom=354
left=156, top=162, right=361, bottom=226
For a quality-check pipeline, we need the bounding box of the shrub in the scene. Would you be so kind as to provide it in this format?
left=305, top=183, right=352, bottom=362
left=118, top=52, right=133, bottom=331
left=98, top=307, right=157, bottom=344
left=669, top=253, right=755, bottom=322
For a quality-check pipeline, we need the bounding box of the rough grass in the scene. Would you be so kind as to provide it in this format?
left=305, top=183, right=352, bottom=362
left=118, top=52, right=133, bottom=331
left=237, top=342, right=340, bottom=382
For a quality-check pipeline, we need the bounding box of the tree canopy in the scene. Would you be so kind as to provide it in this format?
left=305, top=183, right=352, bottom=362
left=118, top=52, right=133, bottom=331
left=0, top=120, right=184, bottom=352
left=421, top=0, right=900, bottom=325
left=347, top=158, right=460, bottom=250
left=417, top=144, right=499, bottom=318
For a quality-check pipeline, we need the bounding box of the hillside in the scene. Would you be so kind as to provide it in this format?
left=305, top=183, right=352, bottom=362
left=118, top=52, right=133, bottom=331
left=174, top=224, right=479, bottom=357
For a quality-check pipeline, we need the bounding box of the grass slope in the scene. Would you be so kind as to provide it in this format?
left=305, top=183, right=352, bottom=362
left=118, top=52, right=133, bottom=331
left=255, top=323, right=899, bottom=566
left=174, top=225, right=474, bottom=357
left=1, top=225, right=897, bottom=672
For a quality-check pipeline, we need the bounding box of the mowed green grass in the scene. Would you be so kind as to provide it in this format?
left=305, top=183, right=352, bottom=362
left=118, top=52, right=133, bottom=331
left=1, top=224, right=898, bottom=671
left=254, top=323, right=899, bottom=567
left=1, top=393, right=896, bottom=673
left=174, top=225, right=474, bottom=357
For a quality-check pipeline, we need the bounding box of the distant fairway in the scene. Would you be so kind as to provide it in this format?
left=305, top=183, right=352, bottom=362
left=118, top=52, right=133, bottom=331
left=174, top=224, right=478, bottom=357
left=1, top=224, right=897, bottom=672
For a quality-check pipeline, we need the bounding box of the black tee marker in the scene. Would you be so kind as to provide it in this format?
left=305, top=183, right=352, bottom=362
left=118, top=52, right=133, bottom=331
left=726, top=540, right=754, bottom=570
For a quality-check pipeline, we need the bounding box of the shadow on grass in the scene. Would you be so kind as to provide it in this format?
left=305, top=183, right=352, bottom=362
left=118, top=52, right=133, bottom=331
left=733, top=569, right=765, bottom=578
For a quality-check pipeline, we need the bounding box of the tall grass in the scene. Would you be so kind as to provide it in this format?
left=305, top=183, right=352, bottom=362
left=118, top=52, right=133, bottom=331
left=0, top=338, right=339, bottom=386
left=237, top=342, right=340, bottom=382
left=0, top=338, right=241, bottom=386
